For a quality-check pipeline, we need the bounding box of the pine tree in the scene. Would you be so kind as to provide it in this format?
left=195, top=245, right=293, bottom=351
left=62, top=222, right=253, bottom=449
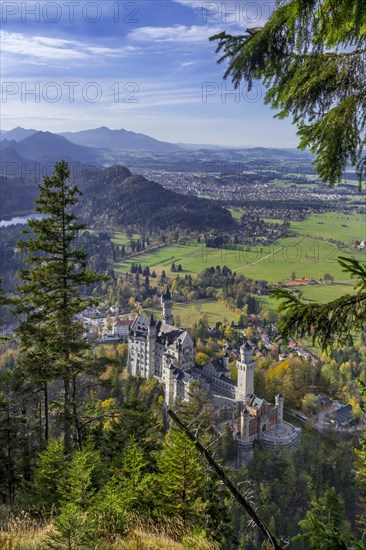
left=15, top=161, right=103, bottom=453
left=28, top=440, right=65, bottom=515
left=47, top=441, right=102, bottom=548
left=58, top=439, right=102, bottom=510
left=0, top=278, right=7, bottom=339
left=97, top=438, right=153, bottom=515
left=156, top=428, right=207, bottom=524
left=293, top=488, right=363, bottom=549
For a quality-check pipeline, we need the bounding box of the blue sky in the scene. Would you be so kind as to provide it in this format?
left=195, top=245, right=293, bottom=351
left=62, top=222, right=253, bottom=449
left=1, top=0, right=299, bottom=146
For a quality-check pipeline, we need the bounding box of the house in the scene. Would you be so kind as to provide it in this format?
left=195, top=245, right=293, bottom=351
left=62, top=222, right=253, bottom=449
left=316, top=395, right=333, bottom=412
left=112, top=318, right=130, bottom=339
left=327, top=404, right=354, bottom=428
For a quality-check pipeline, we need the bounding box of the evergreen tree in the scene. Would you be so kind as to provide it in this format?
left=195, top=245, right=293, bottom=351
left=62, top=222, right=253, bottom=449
left=27, top=440, right=65, bottom=515
left=156, top=428, right=207, bottom=524
left=210, top=0, right=366, bottom=186
left=293, top=488, right=363, bottom=549
left=98, top=438, right=153, bottom=514
left=58, top=439, right=102, bottom=510
left=15, top=161, right=103, bottom=453
left=47, top=441, right=102, bottom=548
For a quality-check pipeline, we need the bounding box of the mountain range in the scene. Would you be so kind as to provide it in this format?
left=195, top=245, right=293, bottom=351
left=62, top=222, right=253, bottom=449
left=0, top=126, right=182, bottom=159
left=60, top=127, right=181, bottom=152
left=0, top=132, right=98, bottom=166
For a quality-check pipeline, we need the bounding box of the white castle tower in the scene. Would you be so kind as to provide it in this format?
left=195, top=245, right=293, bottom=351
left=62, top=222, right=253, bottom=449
left=236, top=341, right=255, bottom=402
left=240, top=407, right=250, bottom=441
left=275, top=393, right=284, bottom=424
left=147, top=314, right=156, bottom=378
left=161, top=286, right=173, bottom=325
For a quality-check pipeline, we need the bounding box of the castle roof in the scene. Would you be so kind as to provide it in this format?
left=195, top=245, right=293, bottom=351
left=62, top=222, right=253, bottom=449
left=241, top=340, right=256, bottom=352
left=162, top=286, right=171, bottom=301
left=211, top=358, right=229, bottom=373
left=130, top=315, right=150, bottom=332
left=249, top=395, right=265, bottom=409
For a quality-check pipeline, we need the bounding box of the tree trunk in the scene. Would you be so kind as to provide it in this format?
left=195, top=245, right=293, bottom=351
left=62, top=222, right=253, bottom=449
left=72, top=375, right=82, bottom=450
left=21, top=403, right=31, bottom=482
left=44, top=381, right=49, bottom=443
left=64, top=377, right=72, bottom=455
left=6, top=399, right=13, bottom=504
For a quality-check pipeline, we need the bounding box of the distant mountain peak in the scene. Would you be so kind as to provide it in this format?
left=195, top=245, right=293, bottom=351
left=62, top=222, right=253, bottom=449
left=60, top=127, right=181, bottom=152
left=1, top=126, right=38, bottom=142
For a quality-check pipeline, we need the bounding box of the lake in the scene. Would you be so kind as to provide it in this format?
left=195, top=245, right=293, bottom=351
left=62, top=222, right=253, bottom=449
left=0, top=214, right=43, bottom=228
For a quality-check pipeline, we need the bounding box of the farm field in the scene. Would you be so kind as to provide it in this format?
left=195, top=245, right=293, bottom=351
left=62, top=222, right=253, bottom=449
left=299, top=282, right=355, bottom=302
left=289, top=212, right=365, bottom=247
left=111, top=212, right=365, bottom=304
left=112, top=231, right=141, bottom=245
left=113, top=236, right=363, bottom=281
left=148, top=298, right=239, bottom=328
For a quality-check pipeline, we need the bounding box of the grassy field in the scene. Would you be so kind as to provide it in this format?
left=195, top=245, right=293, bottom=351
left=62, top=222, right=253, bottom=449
left=112, top=231, right=140, bottom=245
left=289, top=212, right=365, bottom=247
left=146, top=283, right=355, bottom=326
left=299, top=282, right=355, bottom=302
left=228, top=208, right=242, bottom=221
left=114, top=236, right=363, bottom=280
left=148, top=298, right=240, bottom=327
left=111, top=211, right=365, bottom=304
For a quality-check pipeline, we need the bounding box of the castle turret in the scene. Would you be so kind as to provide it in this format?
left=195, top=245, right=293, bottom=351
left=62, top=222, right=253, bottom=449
left=236, top=341, right=255, bottom=402
left=222, top=351, right=230, bottom=370
left=163, top=360, right=176, bottom=406
left=240, top=407, right=250, bottom=441
left=161, top=286, right=173, bottom=325
left=147, top=314, right=156, bottom=378
left=275, top=393, right=284, bottom=424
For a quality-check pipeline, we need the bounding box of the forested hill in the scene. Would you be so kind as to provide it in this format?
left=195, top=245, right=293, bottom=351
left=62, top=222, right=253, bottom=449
left=77, top=164, right=234, bottom=231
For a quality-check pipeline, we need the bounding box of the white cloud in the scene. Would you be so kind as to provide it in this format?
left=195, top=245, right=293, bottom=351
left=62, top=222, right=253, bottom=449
left=172, top=0, right=202, bottom=8
left=180, top=61, right=196, bottom=67
left=1, top=31, right=87, bottom=60
left=0, top=31, right=136, bottom=61
left=128, top=25, right=221, bottom=44
left=172, top=0, right=274, bottom=27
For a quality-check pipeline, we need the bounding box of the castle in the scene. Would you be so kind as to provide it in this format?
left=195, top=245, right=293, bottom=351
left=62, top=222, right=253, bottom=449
left=127, top=288, right=300, bottom=458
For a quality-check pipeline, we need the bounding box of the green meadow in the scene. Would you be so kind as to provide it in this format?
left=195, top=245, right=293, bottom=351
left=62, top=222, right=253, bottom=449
left=289, top=212, right=365, bottom=247
left=112, top=211, right=365, bottom=304
left=112, top=232, right=141, bottom=245
left=148, top=299, right=240, bottom=328
left=299, top=282, right=355, bottom=302
left=113, top=236, right=363, bottom=281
